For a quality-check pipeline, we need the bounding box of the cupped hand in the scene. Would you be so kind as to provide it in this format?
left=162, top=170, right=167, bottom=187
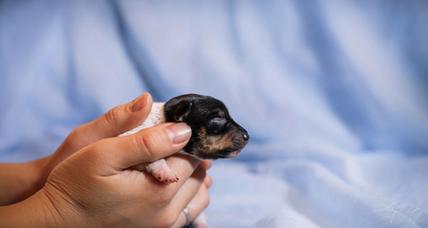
left=38, top=120, right=209, bottom=227
left=2, top=93, right=212, bottom=227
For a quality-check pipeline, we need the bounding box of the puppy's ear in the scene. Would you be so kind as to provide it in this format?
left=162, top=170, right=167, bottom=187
left=164, top=97, right=193, bottom=122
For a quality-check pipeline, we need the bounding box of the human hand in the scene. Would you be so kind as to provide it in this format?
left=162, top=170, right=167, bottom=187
left=39, top=119, right=210, bottom=227
left=0, top=93, right=212, bottom=227
left=0, top=93, right=152, bottom=205
left=40, top=93, right=156, bottom=185
left=0, top=93, right=155, bottom=205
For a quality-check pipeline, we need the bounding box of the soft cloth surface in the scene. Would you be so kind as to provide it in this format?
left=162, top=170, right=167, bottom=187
left=1, top=1, right=428, bottom=227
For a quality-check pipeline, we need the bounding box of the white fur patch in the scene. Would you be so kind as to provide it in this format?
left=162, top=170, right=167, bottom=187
left=120, top=102, right=166, bottom=136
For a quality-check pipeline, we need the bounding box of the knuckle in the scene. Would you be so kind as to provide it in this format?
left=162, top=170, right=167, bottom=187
left=132, top=134, right=154, bottom=160
left=64, top=126, right=85, bottom=147
left=87, top=139, right=109, bottom=161
left=68, top=126, right=82, bottom=140
left=103, top=107, right=121, bottom=126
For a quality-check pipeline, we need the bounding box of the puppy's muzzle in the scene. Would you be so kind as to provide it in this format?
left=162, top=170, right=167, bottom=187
left=225, top=126, right=249, bottom=158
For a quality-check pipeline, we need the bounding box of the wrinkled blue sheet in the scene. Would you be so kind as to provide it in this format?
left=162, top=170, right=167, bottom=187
left=1, top=1, right=428, bottom=227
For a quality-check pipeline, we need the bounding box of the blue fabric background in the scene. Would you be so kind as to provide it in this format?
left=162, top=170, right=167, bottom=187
left=1, top=1, right=428, bottom=227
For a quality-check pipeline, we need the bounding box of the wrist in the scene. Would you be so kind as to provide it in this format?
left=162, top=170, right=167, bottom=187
left=0, top=190, right=59, bottom=227
left=0, top=186, right=90, bottom=227
left=0, top=157, right=50, bottom=205
left=34, top=185, right=89, bottom=227
left=27, top=156, right=51, bottom=190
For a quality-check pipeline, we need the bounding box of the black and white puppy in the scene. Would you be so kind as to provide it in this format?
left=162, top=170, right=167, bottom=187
left=121, top=94, right=249, bottom=183
left=121, top=94, right=249, bottom=228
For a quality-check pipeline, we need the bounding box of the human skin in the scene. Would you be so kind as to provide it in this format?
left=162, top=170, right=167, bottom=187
left=0, top=93, right=212, bottom=227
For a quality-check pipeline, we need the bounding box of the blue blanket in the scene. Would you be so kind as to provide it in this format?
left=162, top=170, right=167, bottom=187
left=1, top=1, right=428, bottom=227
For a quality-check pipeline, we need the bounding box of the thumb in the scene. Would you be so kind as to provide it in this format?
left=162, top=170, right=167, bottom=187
left=86, top=123, right=192, bottom=175
left=43, top=93, right=153, bottom=178
left=63, top=93, right=152, bottom=151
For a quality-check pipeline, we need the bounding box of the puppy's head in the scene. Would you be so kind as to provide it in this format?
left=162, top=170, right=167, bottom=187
left=164, top=94, right=249, bottom=159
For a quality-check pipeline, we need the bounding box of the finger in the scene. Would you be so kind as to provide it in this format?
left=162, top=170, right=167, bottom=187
left=73, top=92, right=152, bottom=146
left=44, top=93, right=153, bottom=176
left=89, top=122, right=192, bottom=174
left=139, top=154, right=201, bottom=208
left=165, top=166, right=206, bottom=218
left=171, top=184, right=210, bottom=228
left=204, top=176, right=213, bottom=188
left=53, top=93, right=152, bottom=160
left=199, top=160, right=212, bottom=170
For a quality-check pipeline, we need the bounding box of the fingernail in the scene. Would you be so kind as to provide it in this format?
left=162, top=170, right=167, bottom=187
left=166, top=123, right=191, bottom=144
left=131, top=93, right=148, bottom=112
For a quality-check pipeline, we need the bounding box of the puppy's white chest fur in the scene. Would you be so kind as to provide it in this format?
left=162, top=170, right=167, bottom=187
left=120, top=103, right=180, bottom=183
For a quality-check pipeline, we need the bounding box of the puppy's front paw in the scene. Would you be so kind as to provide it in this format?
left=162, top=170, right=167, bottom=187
left=145, top=159, right=179, bottom=184
left=152, top=169, right=179, bottom=184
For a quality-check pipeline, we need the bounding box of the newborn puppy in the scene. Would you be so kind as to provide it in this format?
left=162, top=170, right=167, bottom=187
left=121, top=94, right=249, bottom=183
left=121, top=94, right=249, bottom=228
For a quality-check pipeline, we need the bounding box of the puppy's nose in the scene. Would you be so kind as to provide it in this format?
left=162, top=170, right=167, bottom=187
left=242, top=132, right=249, bottom=141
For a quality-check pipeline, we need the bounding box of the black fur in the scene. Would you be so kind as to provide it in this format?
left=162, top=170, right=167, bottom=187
left=164, top=94, right=249, bottom=159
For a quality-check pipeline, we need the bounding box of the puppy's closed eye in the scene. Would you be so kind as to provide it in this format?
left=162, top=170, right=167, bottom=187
left=207, top=117, right=227, bottom=134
